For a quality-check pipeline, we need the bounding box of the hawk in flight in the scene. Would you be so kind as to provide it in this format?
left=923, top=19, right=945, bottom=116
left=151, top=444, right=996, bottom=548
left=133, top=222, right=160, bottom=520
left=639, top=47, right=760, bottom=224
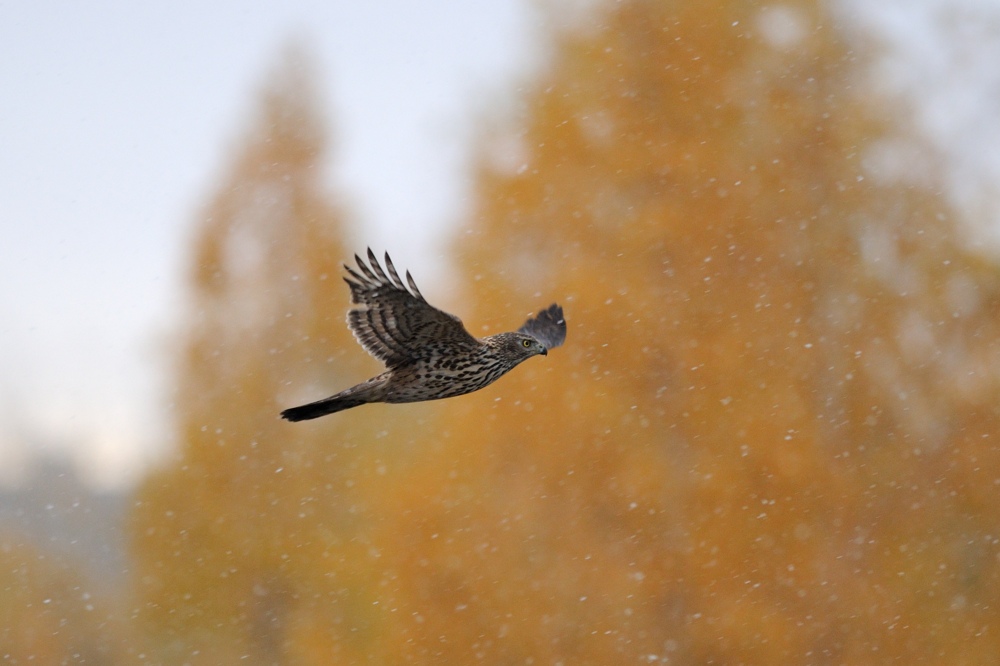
left=281, top=249, right=566, bottom=421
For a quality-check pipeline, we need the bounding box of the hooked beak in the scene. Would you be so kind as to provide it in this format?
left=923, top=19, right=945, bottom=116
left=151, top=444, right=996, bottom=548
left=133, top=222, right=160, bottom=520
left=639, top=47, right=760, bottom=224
left=540, top=347, right=548, bottom=356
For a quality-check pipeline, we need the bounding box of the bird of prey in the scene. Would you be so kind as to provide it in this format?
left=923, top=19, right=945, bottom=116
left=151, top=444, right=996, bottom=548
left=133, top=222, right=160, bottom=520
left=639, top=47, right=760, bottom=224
left=281, top=249, right=566, bottom=421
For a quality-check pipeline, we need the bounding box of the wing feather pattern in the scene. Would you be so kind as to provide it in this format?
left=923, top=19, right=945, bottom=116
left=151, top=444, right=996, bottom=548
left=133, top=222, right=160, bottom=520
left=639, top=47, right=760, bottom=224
left=344, top=249, right=479, bottom=367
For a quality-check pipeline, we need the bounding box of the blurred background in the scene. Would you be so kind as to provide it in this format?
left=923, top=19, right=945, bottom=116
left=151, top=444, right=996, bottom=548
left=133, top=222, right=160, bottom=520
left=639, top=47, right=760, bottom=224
left=3, top=0, right=1000, bottom=662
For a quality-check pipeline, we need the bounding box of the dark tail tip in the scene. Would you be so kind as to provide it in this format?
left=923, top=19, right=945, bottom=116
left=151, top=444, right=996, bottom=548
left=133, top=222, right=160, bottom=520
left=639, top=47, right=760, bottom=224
left=280, top=406, right=315, bottom=422
left=280, top=396, right=366, bottom=422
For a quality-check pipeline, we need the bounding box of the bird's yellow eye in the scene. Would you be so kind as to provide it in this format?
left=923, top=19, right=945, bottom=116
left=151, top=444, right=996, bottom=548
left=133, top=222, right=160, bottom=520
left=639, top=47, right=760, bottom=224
left=522, top=339, right=532, bottom=348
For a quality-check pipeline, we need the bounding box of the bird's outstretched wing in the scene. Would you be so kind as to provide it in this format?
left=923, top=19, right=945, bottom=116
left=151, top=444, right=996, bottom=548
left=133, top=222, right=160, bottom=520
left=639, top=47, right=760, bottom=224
left=344, top=249, right=480, bottom=367
left=518, top=303, right=566, bottom=350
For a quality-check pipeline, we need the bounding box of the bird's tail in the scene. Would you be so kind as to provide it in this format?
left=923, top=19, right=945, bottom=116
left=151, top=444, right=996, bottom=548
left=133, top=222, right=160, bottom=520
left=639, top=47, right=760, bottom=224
left=280, top=395, right=368, bottom=421
left=280, top=374, right=389, bottom=422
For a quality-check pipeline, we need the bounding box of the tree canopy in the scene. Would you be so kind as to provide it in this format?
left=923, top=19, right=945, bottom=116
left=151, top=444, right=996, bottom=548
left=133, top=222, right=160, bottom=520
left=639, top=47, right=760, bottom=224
left=126, top=3, right=1000, bottom=664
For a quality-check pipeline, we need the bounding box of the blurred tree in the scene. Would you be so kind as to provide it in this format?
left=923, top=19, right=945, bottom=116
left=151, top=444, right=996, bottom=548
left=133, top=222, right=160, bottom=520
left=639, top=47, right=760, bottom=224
left=372, top=0, right=1000, bottom=663
left=0, top=536, right=126, bottom=664
left=128, top=48, right=415, bottom=664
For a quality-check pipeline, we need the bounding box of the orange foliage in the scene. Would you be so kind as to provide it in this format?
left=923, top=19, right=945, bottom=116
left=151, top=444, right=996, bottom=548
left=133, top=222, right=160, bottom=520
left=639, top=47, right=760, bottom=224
left=370, top=1, right=1000, bottom=663
left=128, top=4, right=1000, bottom=664
left=0, top=538, right=126, bottom=663
left=128, top=51, right=429, bottom=663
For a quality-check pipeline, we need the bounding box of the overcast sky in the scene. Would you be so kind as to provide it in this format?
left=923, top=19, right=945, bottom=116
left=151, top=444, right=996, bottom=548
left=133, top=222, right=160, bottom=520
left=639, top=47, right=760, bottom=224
left=1, top=0, right=998, bottom=489
left=0, top=0, right=542, bottom=487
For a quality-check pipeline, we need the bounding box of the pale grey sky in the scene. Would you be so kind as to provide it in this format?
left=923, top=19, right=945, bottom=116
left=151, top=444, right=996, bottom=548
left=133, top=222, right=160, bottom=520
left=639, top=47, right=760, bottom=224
left=0, top=0, right=542, bottom=486
left=1, top=0, right=998, bottom=488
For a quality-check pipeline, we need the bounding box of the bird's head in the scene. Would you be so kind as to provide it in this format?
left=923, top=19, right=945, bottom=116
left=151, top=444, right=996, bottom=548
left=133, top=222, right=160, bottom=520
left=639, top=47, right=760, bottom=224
left=489, top=332, right=549, bottom=362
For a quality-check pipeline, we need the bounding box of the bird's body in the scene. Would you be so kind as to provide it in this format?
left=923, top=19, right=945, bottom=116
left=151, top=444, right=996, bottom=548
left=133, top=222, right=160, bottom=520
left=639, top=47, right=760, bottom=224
left=281, top=250, right=566, bottom=421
